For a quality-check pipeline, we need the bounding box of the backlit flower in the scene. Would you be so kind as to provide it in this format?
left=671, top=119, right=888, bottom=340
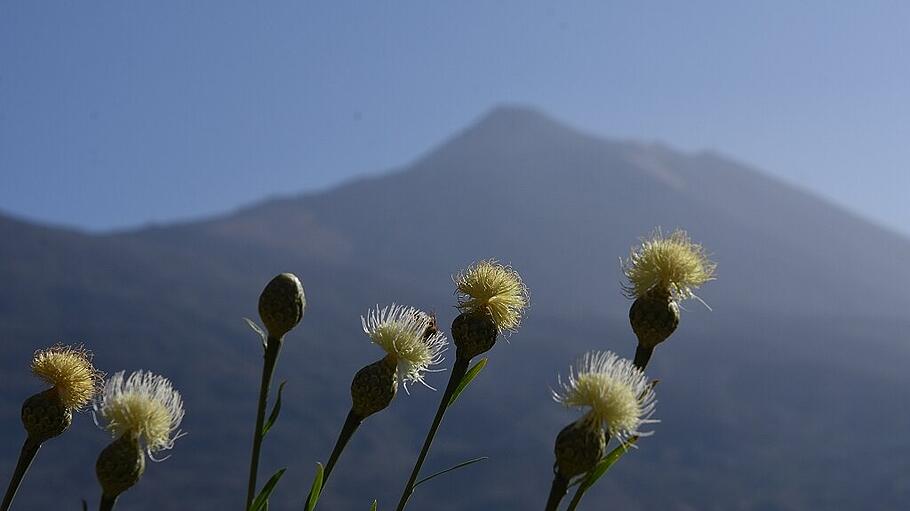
left=553, top=351, right=657, bottom=443
left=362, top=304, right=447, bottom=390
left=455, top=260, right=529, bottom=332
left=94, top=370, right=185, bottom=458
left=31, top=344, right=102, bottom=410
left=623, top=229, right=715, bottom=301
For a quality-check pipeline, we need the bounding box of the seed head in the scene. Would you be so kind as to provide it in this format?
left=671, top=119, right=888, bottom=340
left=362, top=304, right=447, bottom=391
left=455, top=260, right=529, bottom=332
left=94, top=371, right=185, bottom=457
left=623, top=229, right=715, bottom=301
left=553, top=351, right=657, bottom=443
left=31, top=344, right=103, bottom=410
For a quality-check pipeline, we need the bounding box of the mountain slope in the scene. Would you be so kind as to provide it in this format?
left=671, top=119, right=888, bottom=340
left=1, top=106, right=908, bottom=510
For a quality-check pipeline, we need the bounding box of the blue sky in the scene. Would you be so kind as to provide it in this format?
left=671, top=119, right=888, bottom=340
left=1, top=1, right=908, bottom=235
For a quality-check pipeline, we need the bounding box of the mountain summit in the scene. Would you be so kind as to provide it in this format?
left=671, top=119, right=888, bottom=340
left=1, top=107, right=908, bottom=510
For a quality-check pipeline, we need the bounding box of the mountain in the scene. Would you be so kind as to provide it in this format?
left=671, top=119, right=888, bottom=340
left=1, top=106, right=909, bottom=510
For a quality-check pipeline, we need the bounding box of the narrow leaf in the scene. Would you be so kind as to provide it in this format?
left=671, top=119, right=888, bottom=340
left=370, top=500, right=377, bottom=511
left=448, top=358, right=488, bottom=407
left=249, top=468, right=287, bottom=511
left=414, top=456, right=489, bottom=488
left=566, top=438, right=638, bottom=511
left=244, top=317, right=268, bottom=350
left=305, top=463, right=325, bottom=511
left=82, top=499, right=88, bottom=511
left=262, top=381, right=287, bottom=436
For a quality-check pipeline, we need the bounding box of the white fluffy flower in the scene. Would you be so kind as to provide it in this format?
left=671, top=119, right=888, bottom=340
left=94, top=370, right=185, bottom=459
left=361, top=304, right=448, bottom=391
left=553, top=351, right=657, bottom=443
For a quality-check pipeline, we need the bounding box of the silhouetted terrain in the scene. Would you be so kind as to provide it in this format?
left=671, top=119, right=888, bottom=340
left=2, top=107, right=909, bottom=510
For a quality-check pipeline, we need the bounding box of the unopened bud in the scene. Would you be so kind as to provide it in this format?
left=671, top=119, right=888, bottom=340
left=258, top=273, right=305, bottom=339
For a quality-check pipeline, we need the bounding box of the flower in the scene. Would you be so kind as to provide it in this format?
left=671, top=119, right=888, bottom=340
left=361, top=304, right=448, bottom=391
left=31, top=344, right=103, bottom=410
left=94, top=370, right=185, bottom=458
left=455, top=260, right=529, bottom=332
left=553, top=351, right=657, bottom=443
left=623, top=228, right=715, bottom=301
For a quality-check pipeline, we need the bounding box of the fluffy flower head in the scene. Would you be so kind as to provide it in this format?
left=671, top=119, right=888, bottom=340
left=362, top=304, right=448, bottom=390
left=623, top=228, right=715, bottom=301
left=553, top=351, right=657, bottom=443
left=455, top=260, right=529, bottom=332
left=31, top=344, right=103, bottom=410
left=94, top=370, right=185, bottom=457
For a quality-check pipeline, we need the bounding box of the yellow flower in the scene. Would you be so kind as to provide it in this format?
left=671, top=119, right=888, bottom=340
left=362, top=304, right=448, bottom=391
left=553, top=351, right=657, bottom=443
left=94, top=371, right=185, bottom=458
left=455, top=260, right=529, bottom=332
left=31, top=344, right=102, bottom=410
left=623, top=229, right=715, bottom=301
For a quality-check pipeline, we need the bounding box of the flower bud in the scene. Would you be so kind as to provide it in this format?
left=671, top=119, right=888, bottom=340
left=21, top=389, right=72, bottom=443
left=553, top=415, right=605, bottom=479
left=258, top=273, right=305, bottom=339
left=350, top=355, right=398, bottom=419
left=96, top=433, right=145, bottom=499
left=452, top=311, right=498, bottom=360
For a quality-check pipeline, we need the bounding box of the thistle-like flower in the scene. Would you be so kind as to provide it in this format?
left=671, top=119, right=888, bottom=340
left=455, top=259, right=529, bottom=332
left=21, top=345, right=102, bottom=443
left=553, top=351, right=657, bottom=444
left=94, top=371, right=185, bottom=458
left=3, top=345, right=103, bottom=511
left=361, top=304, right=448, bottom=392
left=623, top=229, right=716, bottom=367
left=623, top=228, right=715, bottom=302
left=31, top=344, right=103, bottom=411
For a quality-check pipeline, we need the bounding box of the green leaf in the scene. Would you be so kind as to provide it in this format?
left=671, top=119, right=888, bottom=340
left=566, top=438, right=638, bottom=511
left=305, top=463, right=325, bottom=511
left=249, top=468, right=287, bottom=511
left=244, top=317, right=268, bottom=350
left=414, top=456, right=489, bottom=488
left=448, top=358, right=488, bottom=407
left=370, top=500, right=377, bottom=511
left=262, top=381, right=287, bottom=436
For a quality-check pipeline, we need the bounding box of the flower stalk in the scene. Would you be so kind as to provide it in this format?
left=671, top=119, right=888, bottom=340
left=1, top=438, right=41, bottom=511
left=307, top=305, right=447, bottom=510
left=246, top=336, right=282, bottom=510
left=394, top=356, right=470, bottom=511
left=246, top=273, right=305, bottom=510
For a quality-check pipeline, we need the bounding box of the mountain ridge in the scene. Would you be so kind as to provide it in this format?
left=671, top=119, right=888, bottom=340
left=1, top=106, right=908, bottom=510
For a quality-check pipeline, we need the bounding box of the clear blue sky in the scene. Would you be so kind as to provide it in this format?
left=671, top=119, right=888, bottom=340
left=2, top=1, right=908, bottom=235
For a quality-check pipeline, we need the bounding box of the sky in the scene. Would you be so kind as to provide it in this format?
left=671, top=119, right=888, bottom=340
left=1, top=1, right=908, bottom=235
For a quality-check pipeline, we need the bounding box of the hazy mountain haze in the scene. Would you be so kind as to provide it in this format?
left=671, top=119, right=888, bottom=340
left=1, top=107, right=908, bottom=510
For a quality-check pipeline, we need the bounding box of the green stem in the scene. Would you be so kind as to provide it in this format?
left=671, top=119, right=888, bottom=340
left=1, top=437, right=41, bottom=511
left=304, top=410, right=363, bottom=510
left=394, top=357, right=471, bottom=511
left=98, top=494, right=117, bottom=511
left=633, top=345, right=653, bottom=370
left=565, top=486, right=584, bottom=511
left=543, top=473, right=569, bottom=511
left=246, top=337, right=282, bottom=510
